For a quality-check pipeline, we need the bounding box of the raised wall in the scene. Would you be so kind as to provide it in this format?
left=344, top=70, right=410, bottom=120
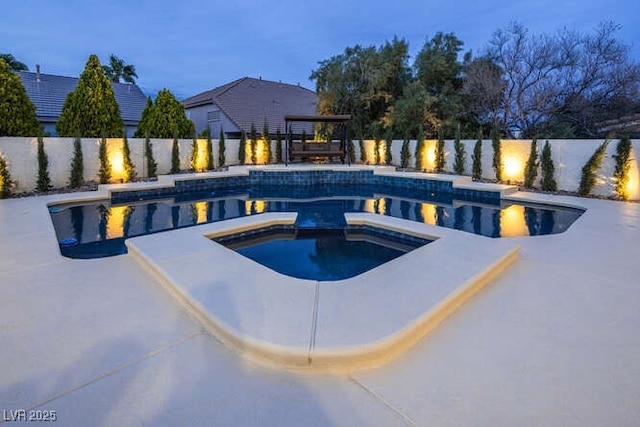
left=1, top=137, right=638, bottom=200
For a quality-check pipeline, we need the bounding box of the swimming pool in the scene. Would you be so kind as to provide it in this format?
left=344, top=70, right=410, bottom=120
left=48, top=169, right=584, bottom=259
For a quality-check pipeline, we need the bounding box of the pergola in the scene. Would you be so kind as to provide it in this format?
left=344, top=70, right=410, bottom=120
left=284, top=114, right=351, bottom=165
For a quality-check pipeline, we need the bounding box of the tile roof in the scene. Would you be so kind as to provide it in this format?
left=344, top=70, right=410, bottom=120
left=183, top=77, right=317, bottom=133
left=15, top=70, right=148, bottom=124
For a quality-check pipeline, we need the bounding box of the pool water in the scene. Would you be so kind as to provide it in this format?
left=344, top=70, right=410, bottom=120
left=214, top=225, right=431, bottom=281
left=48, top=183, right=584, bottom=259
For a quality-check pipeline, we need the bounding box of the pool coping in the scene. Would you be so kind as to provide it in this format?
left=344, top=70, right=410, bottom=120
left=126, top=212, right=519, bottom=371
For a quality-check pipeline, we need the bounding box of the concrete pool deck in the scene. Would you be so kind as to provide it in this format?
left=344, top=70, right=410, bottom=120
left=1, top=167, right=639, bottom=425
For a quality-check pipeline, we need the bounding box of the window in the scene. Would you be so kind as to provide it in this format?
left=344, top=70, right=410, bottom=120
left=207, top=110, right=220, bottom=121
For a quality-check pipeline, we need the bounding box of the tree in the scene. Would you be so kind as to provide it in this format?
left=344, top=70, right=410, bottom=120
left=275, top=127, right=283, bottom=163
left=134, top=96, right=153, bottom=137
left=400, top=135, right=410, bottom=169
left=190, top=138, right=199, bottom=172
left=139, top=89, right=194, bottom=138
left=0, top=53, right=28, bottom=71
left=540, top=141, right=557, bottom=191
left=453, top=123, right=465, bottom=174
left=523, top=137, right=539, bottom=188
left=491, top=124, right=503, bottom=181
left=36, top=136, right=51, bottom=192
left=218, top=128, right=226, bottom=168
left=102, top=54, right=138, bottom=84
left=69, top=137, right=84, bottom=188
left=613, top=136, right=632, bottom=200
left=461, top=56, right=505, bottom=129
left=170, top=135, right=180, bottom=174
left=205, top=129, right=214, bottom=171
left=98, top=137, right=111, bottom=184
left=238, top=131, right=246, bottom=165
left=415, top=125, right=425, bottom=170
left=56, top=54, right=123, bottom=137
left=0, top=154, right=12, bottom=198
left=435, top=128, right=445, bottom=172
left=250, top=123, right=258, bottom=164
left=122, top=132, right=136, bottom=182
left=578, top=141, right=609, bottom=195
left=0, top=59, right=42, bottom=136
left=262, top=121, right=271, bottom=164
left=144, top=135, right=157, bottom=178
left=384, top=128, right=393, bottom=165
left=472, top=128, right=483, bottom=180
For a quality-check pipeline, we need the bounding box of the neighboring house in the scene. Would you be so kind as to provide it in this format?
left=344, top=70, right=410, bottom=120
left=15, top=66, right=148, bottom=137
left=182, top=77, right=317, bottom=138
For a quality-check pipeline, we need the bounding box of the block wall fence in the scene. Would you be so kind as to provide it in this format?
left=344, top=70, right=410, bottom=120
left=1, top=137, right=639, bottom=200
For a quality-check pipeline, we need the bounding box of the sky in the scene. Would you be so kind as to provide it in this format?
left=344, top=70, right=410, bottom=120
left=1, top=0, right=638, bottom=100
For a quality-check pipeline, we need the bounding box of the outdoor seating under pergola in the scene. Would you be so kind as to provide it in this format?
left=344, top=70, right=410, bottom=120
left=284, top=114, right=351, bottom=165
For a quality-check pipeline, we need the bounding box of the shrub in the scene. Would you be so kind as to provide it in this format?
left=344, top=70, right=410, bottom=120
left=491, top=125, right=503, bottom=182
left=170, top=135, right=180, bottom=174
left=275, top=127, right=283, bottom=163
left=472, top=128, right=482, bottom=180
left=435, top=128, right=445, bottom=172
left=262, top=121, right=271, bottom=164
left=523, top=137, right=539, bottom=188
left=218, top=128, right=226, bottom=168
left=613, top=136, right=632, bottom=200
left=453, top=123, right=465, bottom=175
left=69, top=137, right=84, bottom=188
left=0, top=154, right=12, bottom=198
left=36, top=136, right=52, bottom=192
left=238, top=131, right=246, bottom=165
left=122, top=132, right=136, bottom=182
left=98, top=137, right=111, bottom=184
left=578, top=140, right=609, bottom=196
left=137, top=89, right=194, bottom=138
left=144, top=135, right=157, bottom=178
left=57, top=54, right=123, bottom=137
left=250, top=123, right=258, bottom=164
left=400, top=135, right=410, bottom=169
left=0, top=59, right=42, bottom=136
left=415, top=126, right=425, bottom=171
left=540, top=140, right=557, bottom=191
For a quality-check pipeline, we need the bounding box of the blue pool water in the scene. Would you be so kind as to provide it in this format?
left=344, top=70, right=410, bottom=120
left=48, top=175, right=584, bottom=259
left=214, top=225, right=431, bottom=281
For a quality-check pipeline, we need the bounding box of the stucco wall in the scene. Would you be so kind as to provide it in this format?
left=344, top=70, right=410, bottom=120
left=1, top=137, right=638, bottom=200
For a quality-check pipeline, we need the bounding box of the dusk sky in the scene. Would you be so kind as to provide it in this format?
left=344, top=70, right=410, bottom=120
left=2, top=0, right=638, bottom=100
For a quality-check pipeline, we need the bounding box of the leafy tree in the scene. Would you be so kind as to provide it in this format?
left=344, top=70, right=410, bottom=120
left=578, top=141, right=609, bottom=195
left=139, top=89, right=194, bottom=138
left=69, top=137, right=84, bottom=188
left=262, top=121, right=271, bottom=164
left=250, top=123, right=258, bottom=164
left=540, top=141, right=557, bottom=191
left=0, top=53, right=28, bottom=71
left=218, top=128, right=226, bottom=168
left=491, top=124, right=503, bottom=181
left=0, top=154, right=12, bottom=198
left=144, top=135, right=157, bottom=178
left=523, top=137, right=539, bottom=188
left=57, top=55, right=123, bottom=137
left=453, top=123, right=465, bottom=174
left=98, top=137, right=111, bottom=184
left=36, top=136, right=52, bottom=192
left=0, top=59, right=42, bottom=136
left=134, top=96, right=153, bottom=137
left=122, top=132, right=136, bottom=182
left=435, top=128, right=445, bottom=172
left=275, top=127, right=283, bottom=163
left=400, top=135, right=410, bottom=169
left=170, top=134, right=180, bottom=174
left=102, top=54, right=138, bottom=83
left=613, top=135, right=632, bottom=200
left=472, top=128, right=483, bottom=180
left=238, top=131, right=246, bottom=165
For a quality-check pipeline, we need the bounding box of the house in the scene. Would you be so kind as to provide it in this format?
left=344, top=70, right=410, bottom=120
left=182, top=77, right=317, bottom=138
left=15, top=66, right=148, bottom=137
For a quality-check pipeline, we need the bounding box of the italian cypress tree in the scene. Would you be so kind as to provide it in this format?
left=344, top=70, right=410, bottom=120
left=435, top=128, right=445, bottom=172
left=578, top=141, right=609, bottom=196
left=122, top=131, right=136, bottom=182
left=238, top=131, right=246, bottom=165
left=374, top=137, right=381, bottom=165
left=385, top=129, right=393, bottom=165
left=218, top=128, right=226, bottom=168
left=523, top=137, right=539, bottom=188
left=98, top=136, right=111, bottom=184
left=0, top=59, right=42, bottom=136
left=36, top=136, right=52, bottom=192
left=275, top=127, right=283, bottom=163
left=540, top=141, right=557, bottom=192
left=57, top=54, right=123, bottom=137
left=190, top=138, right=199, bottom=172
left=453, top=123, right=465, bottom=175
left=0, top=154, right=12, bottom=198
left=170, top=132, right=180, bottom=174
left=359, top=139, right=366, bottom=163
left=415, top=125, right=424, bottom=171
left=400, top=135, right=410, bottom=169
left=205, top=129, right=214, bottom=170
left=250, top=123, right=258, bottom=164
left=472, top=128, right=482, bottom=180
left=262, top=121, right=271, bottom=164
left=69, top=137, right=84, bottom=188
left=348, top=136, right=356, bottom=164
left=144, top=135, right=157, bottom=178
left=491, top=124, right=503, bottom=182
left=613, top=135, right=632, bottom=200
left=134, top=96, right=153, bottom=137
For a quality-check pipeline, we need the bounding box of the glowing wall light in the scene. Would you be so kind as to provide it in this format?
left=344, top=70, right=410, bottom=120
left=196, top=139, right=209, bottom=171
left=500, top=205, right=528, bottom=237
left=378, top=141, right=386, bottom=164
left=503, top=155, right=523, bottom=182
left=108, top=148, right=125, bottom=182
